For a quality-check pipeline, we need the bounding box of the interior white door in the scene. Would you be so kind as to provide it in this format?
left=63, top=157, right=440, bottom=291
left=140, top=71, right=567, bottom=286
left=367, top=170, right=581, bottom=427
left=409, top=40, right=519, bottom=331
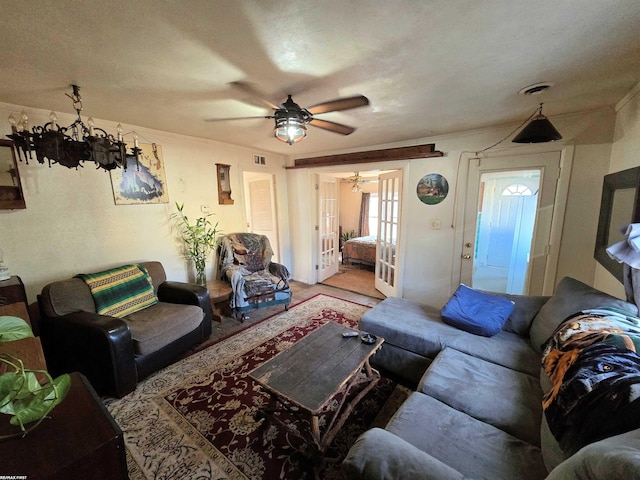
left=317, top=174, right=339, bottom=282
left=244, top=172, right=280, bottom=262
left=375, top=170, right=403, bottom=297
left=461, top=152, right=561, bottom=295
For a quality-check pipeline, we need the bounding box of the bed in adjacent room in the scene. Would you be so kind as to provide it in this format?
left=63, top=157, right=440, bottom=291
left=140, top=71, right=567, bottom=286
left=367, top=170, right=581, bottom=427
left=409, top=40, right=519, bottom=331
left=342, top=235, right=377, bottom=266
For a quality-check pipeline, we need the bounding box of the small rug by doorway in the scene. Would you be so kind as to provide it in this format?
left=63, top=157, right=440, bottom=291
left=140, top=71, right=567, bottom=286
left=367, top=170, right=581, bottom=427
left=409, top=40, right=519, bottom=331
left=321, top=268, right=385, bottom=300
left=104, top=294, right=408, bottom=480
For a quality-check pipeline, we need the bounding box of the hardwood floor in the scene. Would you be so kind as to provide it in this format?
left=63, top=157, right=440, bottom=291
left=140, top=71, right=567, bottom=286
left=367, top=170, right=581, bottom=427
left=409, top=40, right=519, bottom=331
left=208, top=281, right=383, bottom=343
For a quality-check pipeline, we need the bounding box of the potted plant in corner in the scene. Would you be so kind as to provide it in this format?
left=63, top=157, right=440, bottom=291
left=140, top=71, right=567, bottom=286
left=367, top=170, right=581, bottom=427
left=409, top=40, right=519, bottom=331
left=172, top=202, right=220, bottom=286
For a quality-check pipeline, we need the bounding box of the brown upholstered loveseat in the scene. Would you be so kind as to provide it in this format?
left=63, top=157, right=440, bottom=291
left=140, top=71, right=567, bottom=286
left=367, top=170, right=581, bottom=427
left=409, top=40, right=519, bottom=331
left=38, top=261, right=212, bottom=397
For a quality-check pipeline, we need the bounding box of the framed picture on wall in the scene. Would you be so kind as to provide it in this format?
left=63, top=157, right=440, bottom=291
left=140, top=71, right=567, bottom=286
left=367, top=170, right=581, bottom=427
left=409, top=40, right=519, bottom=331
left=110, top=143, right=169, bottom=205
left=417, top=173, right=449, bottom=205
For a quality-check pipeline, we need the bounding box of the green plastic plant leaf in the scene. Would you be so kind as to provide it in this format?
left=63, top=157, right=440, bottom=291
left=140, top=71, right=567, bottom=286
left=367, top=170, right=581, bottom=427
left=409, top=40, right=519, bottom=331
left=0, top=316, right=34, bottom=342
left=0, top=354, right=71, bottom=433
left=0, top=371, right=20, bottom=413
left=9, top=374, right=70, bottom=429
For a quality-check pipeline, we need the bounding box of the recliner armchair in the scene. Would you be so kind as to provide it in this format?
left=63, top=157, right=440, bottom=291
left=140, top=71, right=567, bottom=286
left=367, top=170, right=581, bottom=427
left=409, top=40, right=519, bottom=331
left=38, top=261, right=212, bottom=397
left=218, top=233, right=292, bottom=321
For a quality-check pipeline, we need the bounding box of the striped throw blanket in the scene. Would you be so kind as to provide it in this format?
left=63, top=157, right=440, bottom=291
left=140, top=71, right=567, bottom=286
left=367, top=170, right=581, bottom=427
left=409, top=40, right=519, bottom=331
left=77, top=264, right=158, bottom=318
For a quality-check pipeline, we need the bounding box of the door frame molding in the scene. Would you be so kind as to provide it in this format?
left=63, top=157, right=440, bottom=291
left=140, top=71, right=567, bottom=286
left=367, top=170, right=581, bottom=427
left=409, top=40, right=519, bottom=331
left=452, top=145, right=574, bottom=295
left=309, top=161, right=410, bottom=295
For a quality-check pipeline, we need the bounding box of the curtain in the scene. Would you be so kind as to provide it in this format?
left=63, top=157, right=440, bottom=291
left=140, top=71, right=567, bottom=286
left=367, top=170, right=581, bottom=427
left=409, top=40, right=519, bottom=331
left=358, top=192, right=370, bottom=237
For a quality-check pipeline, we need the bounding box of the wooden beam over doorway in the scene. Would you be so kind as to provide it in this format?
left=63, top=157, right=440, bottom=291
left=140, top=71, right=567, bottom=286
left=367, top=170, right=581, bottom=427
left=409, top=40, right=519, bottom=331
left=286, top=143, right=443, bottom=169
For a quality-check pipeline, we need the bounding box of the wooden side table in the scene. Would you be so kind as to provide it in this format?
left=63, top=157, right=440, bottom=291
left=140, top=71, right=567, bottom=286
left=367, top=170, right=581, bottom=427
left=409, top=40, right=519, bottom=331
left=206, top=279, right=233, bottom=322
left=0, top=372, right=128, bottom=479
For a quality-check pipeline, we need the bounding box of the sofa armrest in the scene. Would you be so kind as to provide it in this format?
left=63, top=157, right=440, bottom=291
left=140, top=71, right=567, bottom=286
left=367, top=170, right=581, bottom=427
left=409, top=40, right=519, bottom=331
left=158, top=281, right=213, bottom=330
left=342, top=428, right=466, bottom=480
left=39, top=311, right=137, bottom=397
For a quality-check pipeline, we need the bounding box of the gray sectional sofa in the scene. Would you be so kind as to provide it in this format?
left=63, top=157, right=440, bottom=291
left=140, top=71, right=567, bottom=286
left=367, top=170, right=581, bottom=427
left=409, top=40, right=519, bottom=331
left=343, top=277, right=640, bottom=479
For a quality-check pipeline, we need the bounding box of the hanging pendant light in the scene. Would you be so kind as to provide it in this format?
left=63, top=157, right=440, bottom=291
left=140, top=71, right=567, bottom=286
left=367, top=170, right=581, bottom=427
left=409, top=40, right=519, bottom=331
left=512, top=103, right=562, bottom=143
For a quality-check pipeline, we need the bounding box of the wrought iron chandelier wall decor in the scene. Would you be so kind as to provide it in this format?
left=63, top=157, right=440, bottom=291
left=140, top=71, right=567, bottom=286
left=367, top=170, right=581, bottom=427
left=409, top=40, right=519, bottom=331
left=6, top=85, right=141, bottom=171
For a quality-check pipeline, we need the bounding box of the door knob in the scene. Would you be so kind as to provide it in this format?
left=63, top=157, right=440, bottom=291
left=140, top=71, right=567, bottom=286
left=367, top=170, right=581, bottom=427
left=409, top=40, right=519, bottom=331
left=462, top=254, right=471, bottom=260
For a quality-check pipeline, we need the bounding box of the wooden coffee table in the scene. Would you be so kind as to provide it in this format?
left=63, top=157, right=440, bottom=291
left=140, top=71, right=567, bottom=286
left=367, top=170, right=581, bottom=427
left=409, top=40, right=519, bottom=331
left=250, top=321, right=383, bottom=453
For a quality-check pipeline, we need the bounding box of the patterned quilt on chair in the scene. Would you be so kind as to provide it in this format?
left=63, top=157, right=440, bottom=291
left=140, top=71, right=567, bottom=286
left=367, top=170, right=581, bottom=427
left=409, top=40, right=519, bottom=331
left=541, top=308, right=640, bottom=454
left=219, top=233, right=288, bottom=310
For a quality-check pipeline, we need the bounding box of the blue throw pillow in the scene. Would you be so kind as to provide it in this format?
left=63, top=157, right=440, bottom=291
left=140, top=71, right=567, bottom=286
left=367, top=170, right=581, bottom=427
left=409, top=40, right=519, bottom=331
left=441, top=284, right=515, bottom=337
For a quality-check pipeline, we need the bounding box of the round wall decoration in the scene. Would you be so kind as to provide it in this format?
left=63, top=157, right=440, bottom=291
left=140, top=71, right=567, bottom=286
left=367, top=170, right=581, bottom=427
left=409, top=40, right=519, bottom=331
left=417, top=173, right=449, bottom=205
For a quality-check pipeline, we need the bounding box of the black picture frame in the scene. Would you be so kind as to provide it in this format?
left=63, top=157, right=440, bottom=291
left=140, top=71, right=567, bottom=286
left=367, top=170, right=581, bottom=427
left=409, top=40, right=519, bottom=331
left=594, top=165, right=640, bottom=282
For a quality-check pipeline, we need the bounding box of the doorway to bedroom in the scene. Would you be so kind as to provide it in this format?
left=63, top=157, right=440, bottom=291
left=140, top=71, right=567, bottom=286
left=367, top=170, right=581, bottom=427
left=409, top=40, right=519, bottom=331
left=319, top=170, right=394, bottom=300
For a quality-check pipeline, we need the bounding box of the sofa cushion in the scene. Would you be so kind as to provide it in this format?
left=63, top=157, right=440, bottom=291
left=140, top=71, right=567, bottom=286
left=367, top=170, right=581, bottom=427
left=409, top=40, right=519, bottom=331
left=124, top=301, right=203, bottom=355
left=541, top=415, right=568, bottom=472
left=360, top=297, right=540, bottom=376
left=501, top=293, right=549, bottom=336
left=546, top=428, right=640, bottom=480
left=529, top=277, right=638, bottom=353
left=77, top=264, right=158, bottom=318
left=40, top=278, right=97, bottom=317
left=418, top=347, right=542, bottom=446
left=441, top=284, right=514, bottom=336
left=343, top=428, right=465, bottom=480
left=386, top=392, right=547, bottom=480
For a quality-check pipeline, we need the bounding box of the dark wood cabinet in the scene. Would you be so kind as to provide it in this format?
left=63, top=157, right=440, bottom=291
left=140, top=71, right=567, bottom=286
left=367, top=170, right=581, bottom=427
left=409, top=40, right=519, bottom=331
left=0, top=372, right=128, bottom=480
left=0, top=275, right=27, bottom=306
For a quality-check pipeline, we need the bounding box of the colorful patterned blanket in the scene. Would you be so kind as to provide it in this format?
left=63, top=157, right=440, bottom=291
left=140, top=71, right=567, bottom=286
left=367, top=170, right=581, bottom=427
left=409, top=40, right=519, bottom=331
left=541, top=308, right=640, bottom=454
left=218, top=233, right=289, bottom=309
left=76, top=264, right=158, bottom=318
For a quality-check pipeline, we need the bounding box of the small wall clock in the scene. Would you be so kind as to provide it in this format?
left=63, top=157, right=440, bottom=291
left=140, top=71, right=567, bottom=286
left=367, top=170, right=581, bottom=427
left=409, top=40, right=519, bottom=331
left=216, top=163, right=234, bottom=205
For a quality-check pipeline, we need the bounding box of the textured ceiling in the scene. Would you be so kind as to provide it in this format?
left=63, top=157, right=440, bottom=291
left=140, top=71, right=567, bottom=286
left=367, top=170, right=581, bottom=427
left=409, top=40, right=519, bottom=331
left=1, top=0, right=639, bottom=156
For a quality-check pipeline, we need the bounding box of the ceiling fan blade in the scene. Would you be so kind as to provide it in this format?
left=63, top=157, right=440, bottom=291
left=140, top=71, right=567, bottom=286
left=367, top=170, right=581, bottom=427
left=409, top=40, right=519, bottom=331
left=229, top=81, right=280, bottom=110
left=309, top=118, right=356, bottom=135
left=204, top=116, right=272, bottom=122
left=307, top=95, right=369, bottom=115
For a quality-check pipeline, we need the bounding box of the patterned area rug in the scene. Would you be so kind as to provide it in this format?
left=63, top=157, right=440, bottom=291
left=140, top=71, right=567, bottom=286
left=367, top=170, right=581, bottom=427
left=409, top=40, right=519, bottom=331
left=105, top=294, right=409, bottom=479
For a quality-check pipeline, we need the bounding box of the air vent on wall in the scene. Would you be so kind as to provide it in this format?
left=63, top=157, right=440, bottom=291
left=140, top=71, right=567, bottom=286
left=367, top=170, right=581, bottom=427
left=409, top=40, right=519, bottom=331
left=253, top=154, right=266, bottom=166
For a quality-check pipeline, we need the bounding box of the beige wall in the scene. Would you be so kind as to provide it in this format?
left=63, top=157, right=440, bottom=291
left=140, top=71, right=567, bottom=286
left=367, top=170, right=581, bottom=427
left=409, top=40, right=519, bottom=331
left=339, top=179, right=378, bottom=236
left=288, top=108, right=622, bottom=307
left=2, top=91, right=635, bottom=308
left=0, top=102, right=289, bottom=303
left=594, top=84, right=640, bottom=298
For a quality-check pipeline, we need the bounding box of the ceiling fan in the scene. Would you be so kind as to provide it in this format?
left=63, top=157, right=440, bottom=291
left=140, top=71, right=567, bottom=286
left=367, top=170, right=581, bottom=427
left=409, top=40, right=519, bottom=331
left=205, top=82, right=370, bottom=145
left=345, top=172, right=378, bottom=192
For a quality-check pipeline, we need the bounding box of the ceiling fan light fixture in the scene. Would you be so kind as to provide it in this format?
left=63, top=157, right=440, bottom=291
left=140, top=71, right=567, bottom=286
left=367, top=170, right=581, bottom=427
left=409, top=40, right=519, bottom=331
left=512, top=103, right=562, bottom=143
left=349, top=172, right=362, bottom=192
left=274, top=115, right=307, bottom=145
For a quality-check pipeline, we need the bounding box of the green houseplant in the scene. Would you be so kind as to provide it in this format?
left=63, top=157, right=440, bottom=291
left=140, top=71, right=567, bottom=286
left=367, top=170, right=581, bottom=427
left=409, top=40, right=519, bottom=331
left=172, top=202, right=220, bottom=285
left=340, top=229, right=358, bottom=249
left=0, top=316, right=70, bottom=440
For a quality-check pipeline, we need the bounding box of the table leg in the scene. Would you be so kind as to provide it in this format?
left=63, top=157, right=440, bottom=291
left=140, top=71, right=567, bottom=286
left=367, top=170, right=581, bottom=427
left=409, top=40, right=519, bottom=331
left=316, top=360, right=380, bottom=452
